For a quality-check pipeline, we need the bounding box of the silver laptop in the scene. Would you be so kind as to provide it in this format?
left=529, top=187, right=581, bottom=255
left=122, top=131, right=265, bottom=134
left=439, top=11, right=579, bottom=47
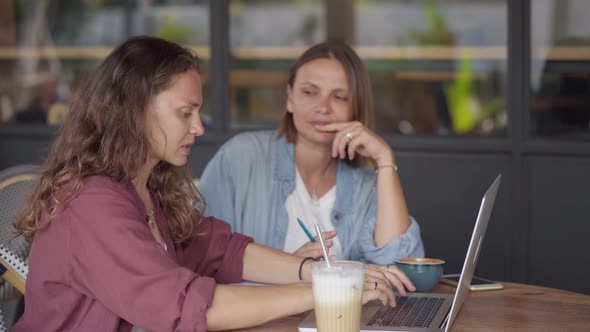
left=299, top=174, right=501, bottom=332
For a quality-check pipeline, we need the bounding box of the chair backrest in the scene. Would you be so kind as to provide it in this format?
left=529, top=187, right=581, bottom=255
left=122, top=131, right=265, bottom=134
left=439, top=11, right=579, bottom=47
left=0, top=165, right=38, bottom=329
left=0, top=307, right=6, bottom=332
left=0, top=165, right=38, bottom=258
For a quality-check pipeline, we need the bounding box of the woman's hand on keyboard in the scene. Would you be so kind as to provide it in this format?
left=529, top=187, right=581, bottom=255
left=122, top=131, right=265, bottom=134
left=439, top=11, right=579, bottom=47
left=362, top=264, right=416, bottom=306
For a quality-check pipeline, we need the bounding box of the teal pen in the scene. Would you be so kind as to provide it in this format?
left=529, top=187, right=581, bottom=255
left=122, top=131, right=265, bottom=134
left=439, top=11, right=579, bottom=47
left=297, top=218, right=316, bottom=242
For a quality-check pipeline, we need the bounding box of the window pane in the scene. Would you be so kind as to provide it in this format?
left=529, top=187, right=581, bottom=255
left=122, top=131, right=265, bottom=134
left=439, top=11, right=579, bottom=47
left=0, top=1, right=210, bottom=127
left=229, top=0, right=324, bottom=129
left=229, top=0, right=507, bottom=136
left=530, top=0, right=590, bottom=139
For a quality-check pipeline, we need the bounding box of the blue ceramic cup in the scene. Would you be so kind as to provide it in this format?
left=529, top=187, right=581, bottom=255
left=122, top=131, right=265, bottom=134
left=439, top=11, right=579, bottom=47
left=395, top=258, right=445, bottom=292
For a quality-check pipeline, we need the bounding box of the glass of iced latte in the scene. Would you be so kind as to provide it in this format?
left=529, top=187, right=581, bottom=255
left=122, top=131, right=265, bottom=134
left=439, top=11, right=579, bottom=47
left=311, top=260, right=365, bottom=332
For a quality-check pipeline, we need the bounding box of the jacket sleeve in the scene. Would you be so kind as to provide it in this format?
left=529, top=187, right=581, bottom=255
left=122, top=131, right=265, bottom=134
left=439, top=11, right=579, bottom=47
left=180, top=216, right=253, bottom=285
left=356, top=189, right=425, bottom=264
left=67, top=184, right=217, bottom=332
left=199, top=141, right=239, bottom=229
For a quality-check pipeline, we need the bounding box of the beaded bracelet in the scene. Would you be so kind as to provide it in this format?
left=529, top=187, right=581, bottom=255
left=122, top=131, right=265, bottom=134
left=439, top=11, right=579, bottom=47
left=375, top=164, right=398, bottom=174
left=298, top=257, right=318, bottom=281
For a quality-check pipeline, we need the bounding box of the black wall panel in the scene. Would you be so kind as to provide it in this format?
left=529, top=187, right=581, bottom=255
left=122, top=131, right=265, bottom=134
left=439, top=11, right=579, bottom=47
left=528, top=155, right=590, bottom=295
left=397, top=152, right=512, bottom=283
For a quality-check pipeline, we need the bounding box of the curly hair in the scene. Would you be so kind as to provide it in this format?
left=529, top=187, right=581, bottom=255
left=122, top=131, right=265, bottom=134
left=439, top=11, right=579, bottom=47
left=14, top=36, right=205, bottom=244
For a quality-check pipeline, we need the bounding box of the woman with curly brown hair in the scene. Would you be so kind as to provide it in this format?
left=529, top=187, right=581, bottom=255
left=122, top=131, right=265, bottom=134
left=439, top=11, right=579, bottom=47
left=11, top=36, right=407, bottom=332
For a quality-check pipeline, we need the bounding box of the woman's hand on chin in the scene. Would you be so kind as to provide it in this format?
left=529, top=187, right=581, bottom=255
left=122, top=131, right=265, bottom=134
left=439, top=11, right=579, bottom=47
left=315, top=121, right=394, bottom=164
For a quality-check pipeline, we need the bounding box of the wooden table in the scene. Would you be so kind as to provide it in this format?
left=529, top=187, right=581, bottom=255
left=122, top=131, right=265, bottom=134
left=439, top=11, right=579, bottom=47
left=232, top=282, right=590, bottom=331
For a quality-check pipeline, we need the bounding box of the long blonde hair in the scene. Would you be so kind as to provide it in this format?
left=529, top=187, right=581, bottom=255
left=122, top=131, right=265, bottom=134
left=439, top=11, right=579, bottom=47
left=14, top=36, right=205, bottom=244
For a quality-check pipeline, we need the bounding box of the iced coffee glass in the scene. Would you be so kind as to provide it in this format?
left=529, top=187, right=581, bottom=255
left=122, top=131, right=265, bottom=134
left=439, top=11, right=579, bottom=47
left=311, top=260, right=365, bottom=332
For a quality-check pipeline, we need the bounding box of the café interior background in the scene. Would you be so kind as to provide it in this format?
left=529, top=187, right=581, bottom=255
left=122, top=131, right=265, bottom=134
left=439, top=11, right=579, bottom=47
left=1, top=0, right=589, bottom=295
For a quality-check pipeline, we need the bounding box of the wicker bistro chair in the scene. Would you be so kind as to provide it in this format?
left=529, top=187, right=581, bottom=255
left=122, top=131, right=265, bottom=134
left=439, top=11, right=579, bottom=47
left=0, top=308, right=6, bottom=332
left=0, top=165, right=37, bottom=260
left=0, top=165, right=38, bottom=330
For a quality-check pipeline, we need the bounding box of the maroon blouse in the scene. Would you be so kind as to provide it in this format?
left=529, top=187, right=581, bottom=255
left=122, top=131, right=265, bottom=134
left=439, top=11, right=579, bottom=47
left=13, top=176, right=253, bottom=332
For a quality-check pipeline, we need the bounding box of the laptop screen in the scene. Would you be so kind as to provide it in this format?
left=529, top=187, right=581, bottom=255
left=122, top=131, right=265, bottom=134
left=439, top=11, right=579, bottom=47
left=444, top=174, right=501, bottom=331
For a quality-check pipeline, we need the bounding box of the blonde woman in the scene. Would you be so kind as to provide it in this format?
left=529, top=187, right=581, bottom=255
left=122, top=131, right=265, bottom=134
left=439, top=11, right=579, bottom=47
left=201, top=41, right=424, bottom=263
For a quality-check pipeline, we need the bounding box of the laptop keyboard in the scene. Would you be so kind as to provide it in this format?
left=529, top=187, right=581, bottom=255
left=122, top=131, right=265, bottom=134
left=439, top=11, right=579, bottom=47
left=367, top=296, right=445, bottom=328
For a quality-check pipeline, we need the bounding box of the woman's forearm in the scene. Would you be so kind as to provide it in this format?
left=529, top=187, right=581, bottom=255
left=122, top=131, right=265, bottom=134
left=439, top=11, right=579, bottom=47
left=206, top=283, right=313, bottom=331
left=242, top=243, right=312, bottom=284
left=374, top=154, right=410, bottom=247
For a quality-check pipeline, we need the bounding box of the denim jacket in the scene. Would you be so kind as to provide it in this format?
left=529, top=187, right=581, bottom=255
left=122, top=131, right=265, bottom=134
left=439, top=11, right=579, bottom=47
left=200, top=131, right=424, bottom=264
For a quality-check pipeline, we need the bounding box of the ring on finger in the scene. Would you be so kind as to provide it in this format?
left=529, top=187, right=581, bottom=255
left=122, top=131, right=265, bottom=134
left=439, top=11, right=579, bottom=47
left=373, top=281, right=378, bottom=289
left=345, top=131, right=353, bottom=142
